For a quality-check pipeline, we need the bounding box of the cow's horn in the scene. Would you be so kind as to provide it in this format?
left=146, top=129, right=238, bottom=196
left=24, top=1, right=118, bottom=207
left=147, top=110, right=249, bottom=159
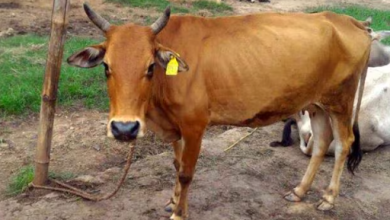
left=83, top=3, right=111, bottom=32
left=151, top=6, right=171, bottom=35
left=362, top=16, right=372, bottom=27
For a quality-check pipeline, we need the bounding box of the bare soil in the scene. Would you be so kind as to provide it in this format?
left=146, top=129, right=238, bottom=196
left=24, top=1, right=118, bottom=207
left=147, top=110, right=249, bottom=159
left=1, top=0, right=390, bottom=219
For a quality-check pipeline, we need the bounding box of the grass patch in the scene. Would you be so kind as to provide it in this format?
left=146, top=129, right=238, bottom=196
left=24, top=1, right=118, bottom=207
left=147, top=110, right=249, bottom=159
left=108, top=0, right=169, bottom=9
left=105, top=0, right=232, bottom=15
left=49, top=171, right=76, bottom=181
left=0, top=35, right=108, bottom=116
left=193, top=0, right=233, bottom=14
left=106, top=0, right=189, bottom=13
left=308, top=5, right=390, bottom=44
left=6, top=165, right=76, bottom=196
left=6, top=166, right=34, bottom=196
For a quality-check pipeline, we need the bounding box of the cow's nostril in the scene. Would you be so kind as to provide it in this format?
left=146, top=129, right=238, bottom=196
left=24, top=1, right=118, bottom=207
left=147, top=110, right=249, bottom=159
left=130, top=121, right=140, bottom=136
left=111, top=121, right=121, bottom=137
left=111, top=121, right=140, bottom=141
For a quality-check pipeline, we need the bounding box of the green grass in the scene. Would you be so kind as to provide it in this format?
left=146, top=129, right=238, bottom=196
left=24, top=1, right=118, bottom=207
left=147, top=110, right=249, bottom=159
left=0, top=35, right=108, bottom=116
left=108, top=0, right=169, bottom=9
left=106, top=0, right=189, bottom=13
left=6, top=165, right=76, bottom=196
left=105, top=0, right=232, bottom=15
left=49, top=171, right=76, bottom=181
left=6, top=166, right=34, bottom=196
left=309, top=5, right=390, bottom=44
left=193, top=1, right=233, bottom=14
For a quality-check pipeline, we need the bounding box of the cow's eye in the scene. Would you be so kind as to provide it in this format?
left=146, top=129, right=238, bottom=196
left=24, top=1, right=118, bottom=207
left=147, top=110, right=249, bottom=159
left=103, top=62, right=109, bottom=78
left=146, top=63, right=155, bottom=78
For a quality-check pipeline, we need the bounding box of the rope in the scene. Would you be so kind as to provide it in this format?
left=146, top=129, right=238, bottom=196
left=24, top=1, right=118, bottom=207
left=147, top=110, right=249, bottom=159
left=223, top=128, right=258, bottom=152
left=29, top=143, right=135, bottom=201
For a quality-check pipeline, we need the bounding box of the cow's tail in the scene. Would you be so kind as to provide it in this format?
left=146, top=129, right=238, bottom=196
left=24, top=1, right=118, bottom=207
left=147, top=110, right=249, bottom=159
left=348, top=122, right=362, bottom=174
left=269, top=118, right=296, bottom=147
left=347, top=61, right=368, bottom=175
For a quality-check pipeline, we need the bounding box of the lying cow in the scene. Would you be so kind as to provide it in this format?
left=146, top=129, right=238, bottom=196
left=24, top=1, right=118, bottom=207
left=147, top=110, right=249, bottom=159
left=67, top=4, right=371, bottom=219
left=368, top=29, right=390, bottom=67
left=273, top=64, right=390, bottom=155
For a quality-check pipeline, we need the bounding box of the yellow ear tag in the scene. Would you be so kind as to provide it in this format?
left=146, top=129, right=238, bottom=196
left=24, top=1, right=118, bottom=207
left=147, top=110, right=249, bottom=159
left=166, top=56, right=179, bottom=76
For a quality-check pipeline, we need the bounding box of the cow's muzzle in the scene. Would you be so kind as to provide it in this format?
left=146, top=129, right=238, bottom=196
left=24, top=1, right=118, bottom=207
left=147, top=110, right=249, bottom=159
left=111, top=121, right=140, bottom=141
left=303, top=133, right=312, bottom=147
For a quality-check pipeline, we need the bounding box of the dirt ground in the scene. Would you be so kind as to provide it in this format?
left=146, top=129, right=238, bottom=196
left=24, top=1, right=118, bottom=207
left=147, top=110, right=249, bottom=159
left=1, top=0, right=390, bottom=219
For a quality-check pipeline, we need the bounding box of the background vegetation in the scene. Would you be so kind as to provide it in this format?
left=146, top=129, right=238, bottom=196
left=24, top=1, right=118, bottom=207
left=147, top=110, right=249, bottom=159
left=105, top=0, right=233, bottom=14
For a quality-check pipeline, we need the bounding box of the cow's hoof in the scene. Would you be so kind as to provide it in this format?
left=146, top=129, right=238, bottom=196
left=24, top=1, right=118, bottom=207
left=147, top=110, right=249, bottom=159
left=316, top=199, right=334, bottom=211
left=164, top=199, right=175, bottom=213
left=170, top=213, right=184, bottom=220
left=165, top=204, right=174, bottom=213
left=284, top=191, right=302, bottom=202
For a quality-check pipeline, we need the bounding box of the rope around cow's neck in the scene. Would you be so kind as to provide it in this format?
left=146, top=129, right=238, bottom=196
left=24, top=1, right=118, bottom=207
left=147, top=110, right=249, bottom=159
left=29, top=143, right=135, bottom=201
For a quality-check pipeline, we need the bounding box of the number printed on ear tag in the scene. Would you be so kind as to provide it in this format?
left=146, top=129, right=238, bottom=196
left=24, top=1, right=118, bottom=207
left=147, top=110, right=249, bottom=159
left=166, top=56, right=179, bottom=76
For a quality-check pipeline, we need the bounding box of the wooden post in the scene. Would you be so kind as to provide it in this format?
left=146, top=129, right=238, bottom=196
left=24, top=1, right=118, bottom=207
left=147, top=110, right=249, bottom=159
left=33, top=0, right=70, bottom=186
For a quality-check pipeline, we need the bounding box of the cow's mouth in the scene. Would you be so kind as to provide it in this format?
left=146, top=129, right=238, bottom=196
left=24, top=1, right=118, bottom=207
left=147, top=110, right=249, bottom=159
left=303, top=133, right=312, bottom=147
left=114, top=134, right=135, bottom=142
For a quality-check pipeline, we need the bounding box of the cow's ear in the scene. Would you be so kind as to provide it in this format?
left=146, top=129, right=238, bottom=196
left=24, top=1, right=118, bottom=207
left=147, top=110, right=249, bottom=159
left=67, top=44, right=105, bottom=68
left=155, top=46, right=189, bottom=72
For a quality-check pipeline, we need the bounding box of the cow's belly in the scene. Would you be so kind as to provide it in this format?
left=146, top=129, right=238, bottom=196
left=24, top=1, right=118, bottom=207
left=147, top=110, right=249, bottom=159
left=208, top=87, right=314, bottom=127
left=205, top=61, right=329, bottom=126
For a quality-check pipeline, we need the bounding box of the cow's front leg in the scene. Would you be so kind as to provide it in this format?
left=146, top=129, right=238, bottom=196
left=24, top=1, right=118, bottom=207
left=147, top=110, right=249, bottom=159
left=170, top=131, right=203, bottom=220
left=165, top=139, right=183, bottom=213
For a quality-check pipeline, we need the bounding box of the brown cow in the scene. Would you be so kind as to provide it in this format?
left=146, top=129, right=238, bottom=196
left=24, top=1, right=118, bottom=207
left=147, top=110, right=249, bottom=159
left=67, top=4, right=371, bottom=219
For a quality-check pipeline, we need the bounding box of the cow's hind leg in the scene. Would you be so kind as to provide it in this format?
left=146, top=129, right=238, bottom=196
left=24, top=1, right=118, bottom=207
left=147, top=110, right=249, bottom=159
left=165, top=139, right=184, bottom=213
left=317, top=113, right=361, bottom=210
left=285, top=106, right=333, bottom=202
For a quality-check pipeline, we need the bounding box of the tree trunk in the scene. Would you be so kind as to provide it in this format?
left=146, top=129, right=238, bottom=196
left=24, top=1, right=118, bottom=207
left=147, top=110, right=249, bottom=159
left=33, top=0, right=70, bottom=186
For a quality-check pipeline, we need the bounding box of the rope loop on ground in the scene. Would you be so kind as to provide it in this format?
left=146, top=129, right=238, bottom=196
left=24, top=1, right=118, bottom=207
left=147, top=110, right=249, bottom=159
left=29, top=143, right=135, bottom=201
